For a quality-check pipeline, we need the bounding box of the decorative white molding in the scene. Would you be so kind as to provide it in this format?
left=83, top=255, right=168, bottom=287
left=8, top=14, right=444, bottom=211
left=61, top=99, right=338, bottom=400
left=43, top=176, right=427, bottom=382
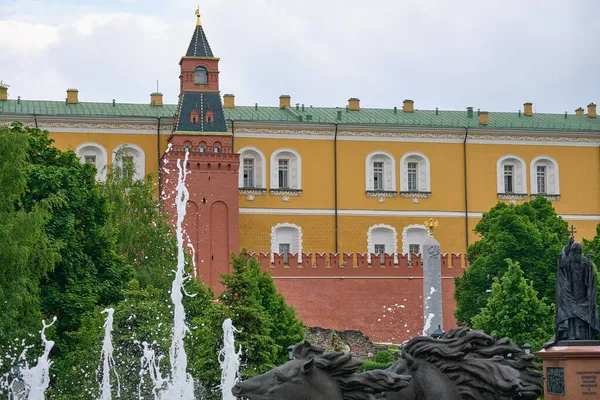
left=270, top=223, right=303, bottom=262
left=496, top=154, right=527, bottom=195
left=75, top=142, right=108, bottom=181
left=401, top=224, right=431, bottom=254
left=270, top=148, right=302, bottom=190
left=0, top=120, right=173, bottom=135
left=366, top=190, right=397, bottom=203
left=231, top=127, right=600, bottom=147
left=498, top=193, right=528, bottom=201
left=238, top=146, right=267, bottom=189
left=400, top=191, right=431, bottom=199
left=239, top=188, right=266, bottom=201
left=399, top=152, right=431, bottom=192
left=112, top=143, right=146, bottom=180
left=239, top=208, right=600, bottom=221
left=530, top=155, right=560, bottom=196
left=531, top=193, right=561, bottom=201
left=365, top=151, right=396, bottom=192
left=367, top=224, right=398, bottom=263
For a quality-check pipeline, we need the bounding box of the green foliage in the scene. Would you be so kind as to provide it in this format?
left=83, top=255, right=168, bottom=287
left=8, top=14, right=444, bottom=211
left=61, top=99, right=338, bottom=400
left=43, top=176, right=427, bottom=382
left=454, top=197, right=568, bottom=325
left=582, top=223, right=600, bottom=267
left=360, top=360, right=394, bottom=372
left=0, top=125, right=59, bottom=344
left=6, top=122, right=134, bottom=347
left=217, top=252, right=305, bottom=379
left=471, top=259, right=554, bottom=351
left=101, top=152, right=176, bottom=290
left=372, top=350, right=394, bottom=364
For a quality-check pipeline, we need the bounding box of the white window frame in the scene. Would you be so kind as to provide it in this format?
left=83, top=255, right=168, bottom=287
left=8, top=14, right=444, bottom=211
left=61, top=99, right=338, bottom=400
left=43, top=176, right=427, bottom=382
left=365, top=151, right=396, bottom=192
left=278, top=159, right=289, bottom=188
left=238, top=147, right=266, bottom=189
left=270, top=148, right=302, bottom=190
left=75, top=142, right=108, bottom=181
left=112, top=144, right=145, bottom=181
left=271, top=223, right=302, bottom=262
left=530, top=156, right=560, bottom=195
left=367, top=224, right=398, bottom=263
left=400, top=152, right=430, bottom=192
left=496, top=155, right=527, bottom=194
left=402, top=224, right=430, bottom=256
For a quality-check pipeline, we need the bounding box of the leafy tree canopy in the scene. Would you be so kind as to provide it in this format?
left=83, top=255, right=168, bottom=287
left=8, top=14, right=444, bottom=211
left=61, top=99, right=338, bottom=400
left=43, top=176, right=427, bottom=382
left=471, top=259, right=553, bottom=351
left=583, top=223, right=600, bottom=267
left=454, top=197, right=569, bottom=325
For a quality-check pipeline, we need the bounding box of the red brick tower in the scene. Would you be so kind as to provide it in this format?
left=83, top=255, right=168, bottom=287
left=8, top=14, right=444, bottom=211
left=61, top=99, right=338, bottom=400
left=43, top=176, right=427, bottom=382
left=161, top=10, right=239, bottom=291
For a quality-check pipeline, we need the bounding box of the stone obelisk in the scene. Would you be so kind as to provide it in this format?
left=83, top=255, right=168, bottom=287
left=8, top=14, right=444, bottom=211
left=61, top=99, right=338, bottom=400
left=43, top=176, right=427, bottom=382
left=422, top=219, right=443, bottom=336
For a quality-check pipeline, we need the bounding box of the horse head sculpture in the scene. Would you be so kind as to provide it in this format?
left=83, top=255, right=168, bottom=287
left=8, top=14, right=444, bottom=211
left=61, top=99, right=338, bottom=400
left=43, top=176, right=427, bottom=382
left=231, top=340, right=411, bottom=400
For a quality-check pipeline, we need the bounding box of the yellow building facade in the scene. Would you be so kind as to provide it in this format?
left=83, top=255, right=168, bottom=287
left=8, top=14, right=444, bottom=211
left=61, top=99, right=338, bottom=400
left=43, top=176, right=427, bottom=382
left=1, top=94, right=599, bottom=258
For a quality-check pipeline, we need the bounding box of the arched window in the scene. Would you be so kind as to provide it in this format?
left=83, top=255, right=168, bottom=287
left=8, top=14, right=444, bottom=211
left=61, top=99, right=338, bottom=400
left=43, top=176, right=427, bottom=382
left=271, top=223, right=302, bottom=263
left=76, top=142, right=108, bottom=181
left=365, top=151, right=396, bottom=192
left=194, top=66, right=208, bottom=84
left=270, top=148, right=302, bottom=190
left=496, top=155, right=527, bottom=196
left=530, top=156, right=560, bottom=197
left=112, top=144, right=145, bottom=181
left=367, top=224, right=398, bottom=264
left=402, top=224, right=429, bottom=259
left=400, top=152, right=430, bottom=193
left=238, top=147, right=266, bottom=189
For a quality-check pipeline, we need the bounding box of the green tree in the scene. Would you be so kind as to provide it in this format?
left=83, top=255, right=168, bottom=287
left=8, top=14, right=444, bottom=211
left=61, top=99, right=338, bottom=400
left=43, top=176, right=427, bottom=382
left=101, top=152, right=176, bottom=290
left=0, top=125, right=59, bottom=344
left=454, top=197, right=569, bottom=325
left=582, top=223, right=600, bottom=267
left=10, top=122, right=132, bottom=348
left=471, top=259, right=553, bottom=350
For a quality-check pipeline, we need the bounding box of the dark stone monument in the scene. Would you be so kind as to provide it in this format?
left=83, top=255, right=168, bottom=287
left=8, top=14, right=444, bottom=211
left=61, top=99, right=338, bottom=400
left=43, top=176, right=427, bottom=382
left=536, top=236, right=600, bottom=399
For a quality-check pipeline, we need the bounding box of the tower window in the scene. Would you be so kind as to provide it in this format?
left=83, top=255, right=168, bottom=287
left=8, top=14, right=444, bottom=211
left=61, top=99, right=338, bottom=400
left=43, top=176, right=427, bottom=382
left=205, top=110, right=214, bottom=123
left=194, top=66, right=208, bottom=84
left=199, top=145, right=205, bottom=153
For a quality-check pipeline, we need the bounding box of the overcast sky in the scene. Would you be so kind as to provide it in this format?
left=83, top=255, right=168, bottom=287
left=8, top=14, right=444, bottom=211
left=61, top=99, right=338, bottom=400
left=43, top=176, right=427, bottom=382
left=1, top=0, right=598, bottom=113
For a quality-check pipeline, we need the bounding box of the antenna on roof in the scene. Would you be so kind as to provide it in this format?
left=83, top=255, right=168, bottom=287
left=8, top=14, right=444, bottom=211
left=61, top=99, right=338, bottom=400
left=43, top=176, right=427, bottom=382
left=156, top=79, right=159, bottom=93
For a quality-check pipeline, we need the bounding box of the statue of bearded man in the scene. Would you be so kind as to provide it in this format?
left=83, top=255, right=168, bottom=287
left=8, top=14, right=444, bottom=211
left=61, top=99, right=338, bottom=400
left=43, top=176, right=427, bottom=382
left=550, top=237, right=599, bottom=345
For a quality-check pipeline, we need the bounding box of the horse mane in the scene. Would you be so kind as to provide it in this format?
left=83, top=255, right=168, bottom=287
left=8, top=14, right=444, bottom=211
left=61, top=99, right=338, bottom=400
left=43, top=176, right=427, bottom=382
left=293, top=341, right=411, bottom=400
left=402, top=327, right=543, bottom=400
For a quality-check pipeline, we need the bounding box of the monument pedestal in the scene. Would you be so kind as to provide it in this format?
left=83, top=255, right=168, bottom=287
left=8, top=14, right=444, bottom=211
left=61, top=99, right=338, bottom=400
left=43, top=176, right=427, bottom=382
left=535, top=343, right=600, bottom=399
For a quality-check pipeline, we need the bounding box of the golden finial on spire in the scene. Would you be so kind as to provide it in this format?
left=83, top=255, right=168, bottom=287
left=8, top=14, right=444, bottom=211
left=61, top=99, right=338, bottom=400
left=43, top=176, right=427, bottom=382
left=195, top=7, right=201, bottom=26
left=424, top=218, right=439, bottom=236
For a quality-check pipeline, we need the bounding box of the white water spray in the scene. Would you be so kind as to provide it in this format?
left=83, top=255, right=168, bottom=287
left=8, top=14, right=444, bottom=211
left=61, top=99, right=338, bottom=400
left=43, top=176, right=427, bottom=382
left=99, top=308, right=120, bottom=400
left=138, top=342, right=166, bottom=400
left=10, top=317, right=57, bottom=400
left=160, top=149, right=195, bottom=399
left=219, top=319, right=241, bottom=400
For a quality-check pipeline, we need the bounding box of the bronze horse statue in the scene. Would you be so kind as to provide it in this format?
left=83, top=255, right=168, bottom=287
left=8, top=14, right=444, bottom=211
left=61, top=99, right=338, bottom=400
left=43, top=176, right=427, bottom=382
left=377, top=328, right=543, bottom=400
left=233, top=328, right=543, bottom=400
left=231, top=341, right=411, bottom=400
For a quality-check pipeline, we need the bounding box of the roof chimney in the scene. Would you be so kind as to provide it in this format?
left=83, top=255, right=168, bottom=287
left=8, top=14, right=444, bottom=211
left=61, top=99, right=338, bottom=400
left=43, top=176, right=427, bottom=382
left=587, top=103, right=597, bottom=118
left=403, top=99, right=414, bottom=113
left=150, top=92, right=163, bottom=106
left=523, top=102, right=533, bottom=116
left=575, top=107, right=584, bottom=115
left=223, top=94, right=235, bottom=108
left=67, top=89, right=79, bottom=104
left=348, top=98, right=360, bottom=111
left=0, top=84, right=7, bottom=101
left=479, top=111, right=489, bottom=125
left=466, top=106, right=474, bottom=119
left=279, top=95, right=291, bottom=109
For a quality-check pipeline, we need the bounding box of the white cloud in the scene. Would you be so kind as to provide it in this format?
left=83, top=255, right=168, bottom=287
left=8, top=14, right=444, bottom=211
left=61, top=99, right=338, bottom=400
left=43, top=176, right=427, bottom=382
left=0, top=0, right=598, bottom=112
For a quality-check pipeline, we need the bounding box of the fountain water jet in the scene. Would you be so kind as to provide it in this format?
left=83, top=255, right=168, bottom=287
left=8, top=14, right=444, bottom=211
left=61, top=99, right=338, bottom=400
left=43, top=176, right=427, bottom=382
left=160, top=149, right=195, bottom=399
left=219, top=319, right=241, bottom=400
left=99, top=308, right=120, bottom=400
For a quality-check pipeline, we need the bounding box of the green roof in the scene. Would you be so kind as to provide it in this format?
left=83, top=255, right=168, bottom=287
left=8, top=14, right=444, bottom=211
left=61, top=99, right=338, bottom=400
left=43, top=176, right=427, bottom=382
left=0, top=99, right=177, bottom=118
left=1, top=99, right=600, bottom=132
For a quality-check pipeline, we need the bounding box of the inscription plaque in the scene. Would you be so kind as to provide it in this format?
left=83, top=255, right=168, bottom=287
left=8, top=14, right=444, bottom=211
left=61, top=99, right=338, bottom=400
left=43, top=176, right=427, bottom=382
left=548, top=367, right=565, bottom=396
left=577, top=370, right=599, bottom=397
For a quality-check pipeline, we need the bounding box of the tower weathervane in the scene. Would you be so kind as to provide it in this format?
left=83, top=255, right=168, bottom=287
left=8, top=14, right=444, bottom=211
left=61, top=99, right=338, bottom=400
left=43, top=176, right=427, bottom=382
left=195, top=7, right=201, bottom=26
